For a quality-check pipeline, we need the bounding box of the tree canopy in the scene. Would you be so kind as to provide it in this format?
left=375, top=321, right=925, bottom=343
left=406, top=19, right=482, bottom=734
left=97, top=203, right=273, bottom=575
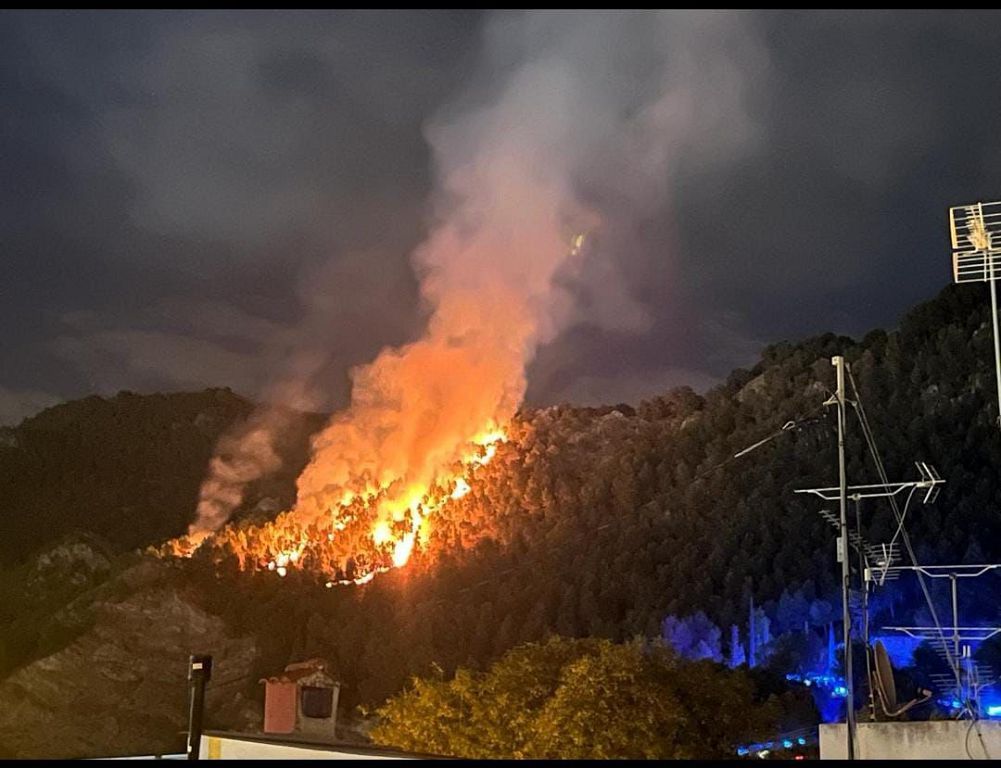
left=370, top=636, right=779, bottom=759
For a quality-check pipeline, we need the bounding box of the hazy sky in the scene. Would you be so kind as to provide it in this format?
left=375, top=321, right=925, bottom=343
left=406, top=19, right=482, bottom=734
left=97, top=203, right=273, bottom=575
left=4, top=9, right=1001, bottom=425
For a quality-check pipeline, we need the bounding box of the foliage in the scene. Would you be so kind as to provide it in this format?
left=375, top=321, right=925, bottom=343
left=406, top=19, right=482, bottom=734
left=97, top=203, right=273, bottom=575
left=370, top=636, right=778, bottom=759
left=662, top=611, right=723, bottom=662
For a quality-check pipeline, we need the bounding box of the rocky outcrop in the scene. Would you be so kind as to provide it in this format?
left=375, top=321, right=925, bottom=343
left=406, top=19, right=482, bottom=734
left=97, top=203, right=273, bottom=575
left=0, top=559, right=259, bottom=758
left=24, top=533, right=113, bottom=593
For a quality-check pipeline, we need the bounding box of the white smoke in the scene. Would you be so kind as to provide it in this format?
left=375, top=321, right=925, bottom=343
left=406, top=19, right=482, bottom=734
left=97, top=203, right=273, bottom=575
left=292, top=10, right=767, bottom=522
left=189, top=10, right=769, bottom=538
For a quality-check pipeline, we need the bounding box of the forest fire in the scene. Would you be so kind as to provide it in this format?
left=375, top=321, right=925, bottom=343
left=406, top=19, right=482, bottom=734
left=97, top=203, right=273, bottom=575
left=166, top=1, right=624, bottom=592
left=164, top=427, right=507, bottom=585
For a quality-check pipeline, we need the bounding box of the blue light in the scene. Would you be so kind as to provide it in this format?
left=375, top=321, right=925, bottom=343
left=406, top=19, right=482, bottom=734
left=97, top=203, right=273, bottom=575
left=797, top=737, right=807, bottom=745
left=833, top=685, right=848, bottom=697
left=783, top=740, right=794, bottom=749
left=987, top=705, right=1001, bottom=717
left=870, top=634, right=922, bottom=668
left=737, top=747, right=749, bottom=756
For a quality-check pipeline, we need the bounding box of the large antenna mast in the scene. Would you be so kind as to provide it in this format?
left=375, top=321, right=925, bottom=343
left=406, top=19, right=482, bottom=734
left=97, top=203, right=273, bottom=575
left=796, top=356, right=946, bottom=761
left=878, top=564, right=1001, bottom=719
left=949, top=200, right=1001, bottom=430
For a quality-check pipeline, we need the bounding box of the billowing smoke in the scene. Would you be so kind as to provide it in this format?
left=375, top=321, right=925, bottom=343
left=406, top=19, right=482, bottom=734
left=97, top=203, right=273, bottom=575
left=187, top=354, right=327, bottom=542
left=292, top=10, right=766, bottom=527
left=189, top=409, right=285, bottom=544
left=187, top=10, right=767, bottom=554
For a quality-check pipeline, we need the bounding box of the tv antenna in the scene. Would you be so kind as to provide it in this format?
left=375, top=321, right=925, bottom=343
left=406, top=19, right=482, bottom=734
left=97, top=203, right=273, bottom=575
left=949, top=200, right=1001, bottom=429
left=877, top=563, right=1001, bottom=718
left=795, top=356, right=945, bottom=760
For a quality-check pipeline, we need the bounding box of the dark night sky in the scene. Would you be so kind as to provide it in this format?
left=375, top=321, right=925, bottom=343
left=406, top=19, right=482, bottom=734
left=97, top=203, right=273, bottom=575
left=3, top=9, right=1001, bottom=425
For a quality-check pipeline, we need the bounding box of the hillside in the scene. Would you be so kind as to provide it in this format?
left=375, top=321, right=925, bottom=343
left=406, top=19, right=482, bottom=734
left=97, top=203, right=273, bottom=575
left=0, top=388, right=324, bottom=565
left=2, top=282, right=1001, bottom=755
left=0, top=549, right=259, bottom=759
left=182, top=282, right=1001, bottom=709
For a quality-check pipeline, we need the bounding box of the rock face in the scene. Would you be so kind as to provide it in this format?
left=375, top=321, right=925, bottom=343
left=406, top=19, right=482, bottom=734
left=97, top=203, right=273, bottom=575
left=25, top=534, right=113, bottom=592
left=0, top=560, right=259, bottom=758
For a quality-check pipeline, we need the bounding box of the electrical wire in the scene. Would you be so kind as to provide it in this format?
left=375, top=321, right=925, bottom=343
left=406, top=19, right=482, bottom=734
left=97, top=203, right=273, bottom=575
left=690, top=404, right=829, bottom=485
left=965, top=715, right=992, bottom=759
left=846, top=366, right=963, bottom=713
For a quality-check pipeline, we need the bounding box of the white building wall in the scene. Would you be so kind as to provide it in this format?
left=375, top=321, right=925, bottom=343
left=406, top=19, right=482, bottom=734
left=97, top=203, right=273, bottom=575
left=200, top=734, right=418, bottom=760
left=820, top=721, right=1001, bottom=760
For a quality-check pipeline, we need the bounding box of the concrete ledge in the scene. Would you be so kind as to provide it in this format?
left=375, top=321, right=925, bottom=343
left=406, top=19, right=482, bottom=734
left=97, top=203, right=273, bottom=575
left=821, top=721, right=1001, bottom=760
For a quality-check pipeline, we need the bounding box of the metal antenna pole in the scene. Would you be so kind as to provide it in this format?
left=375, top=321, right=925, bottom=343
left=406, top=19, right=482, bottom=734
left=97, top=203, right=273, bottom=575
left=796, top=365, right=946, bottom=752
left=989, top=221, right=1001, bottom=431
left=951, top=573, right=963, bottom=704
left=951, top=574, right=960, bottom=666
left=857, top=497, right=875, bottom=721
left=834, top=355, right=855, bottom=759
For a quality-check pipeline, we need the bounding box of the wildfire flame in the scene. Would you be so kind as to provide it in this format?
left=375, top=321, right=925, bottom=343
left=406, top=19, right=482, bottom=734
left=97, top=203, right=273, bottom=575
left=175, top=10, right=737, bottom=602
left=163, top=426, right=507, bottom=585
left=167, top=42, right=600, bottom=590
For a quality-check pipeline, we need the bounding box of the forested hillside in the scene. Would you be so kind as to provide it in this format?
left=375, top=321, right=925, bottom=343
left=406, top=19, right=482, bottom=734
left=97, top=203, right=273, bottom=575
left=3, top=282, right=1001, bottom=718
left=180, top=283, right=1001, bottom=708
left=0, top=389, right=322, bottom=565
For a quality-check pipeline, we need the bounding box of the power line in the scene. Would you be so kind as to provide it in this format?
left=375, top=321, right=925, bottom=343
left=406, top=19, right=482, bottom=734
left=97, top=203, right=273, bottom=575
left=691, top=404, right=830, bottom=485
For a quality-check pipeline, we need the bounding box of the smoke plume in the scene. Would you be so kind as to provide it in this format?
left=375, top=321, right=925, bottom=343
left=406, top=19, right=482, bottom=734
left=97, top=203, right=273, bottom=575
left=189, top=409, right=285, bottom=543
left=188, top=10, right=767, bottom=547
left=292, top=10, right=766, bottom=525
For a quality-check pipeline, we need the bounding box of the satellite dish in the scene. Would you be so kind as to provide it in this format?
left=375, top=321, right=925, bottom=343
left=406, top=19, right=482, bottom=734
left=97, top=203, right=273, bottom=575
left=871, top=640, right=932, bottom=718
left=874, top=641, right=898, bottom=713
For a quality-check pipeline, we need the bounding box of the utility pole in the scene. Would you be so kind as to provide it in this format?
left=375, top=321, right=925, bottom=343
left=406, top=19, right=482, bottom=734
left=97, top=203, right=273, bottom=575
left=833, top=355, right=855, bottom=760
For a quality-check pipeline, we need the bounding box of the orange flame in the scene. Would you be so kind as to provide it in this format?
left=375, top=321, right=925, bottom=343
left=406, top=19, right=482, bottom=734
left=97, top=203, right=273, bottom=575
left=163, top=426, right=508, bottom=585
